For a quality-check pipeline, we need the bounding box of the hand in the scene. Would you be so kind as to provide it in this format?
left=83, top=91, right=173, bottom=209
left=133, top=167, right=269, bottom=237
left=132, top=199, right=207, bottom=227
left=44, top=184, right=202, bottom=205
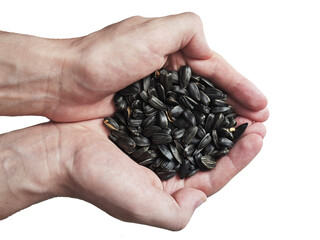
left=0, top=117, right=265, bottom=230
left=0, top=12, right=269, bottom=230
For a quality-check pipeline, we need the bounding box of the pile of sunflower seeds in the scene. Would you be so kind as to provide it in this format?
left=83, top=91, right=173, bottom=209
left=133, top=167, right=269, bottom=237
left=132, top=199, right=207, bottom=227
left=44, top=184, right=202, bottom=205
left=103, top=65, right=247, bottom=180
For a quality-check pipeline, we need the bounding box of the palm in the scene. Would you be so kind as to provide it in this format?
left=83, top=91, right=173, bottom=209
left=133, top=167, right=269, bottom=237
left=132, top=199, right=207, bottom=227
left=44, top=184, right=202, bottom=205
left=66, top=106, right=265, bottom=228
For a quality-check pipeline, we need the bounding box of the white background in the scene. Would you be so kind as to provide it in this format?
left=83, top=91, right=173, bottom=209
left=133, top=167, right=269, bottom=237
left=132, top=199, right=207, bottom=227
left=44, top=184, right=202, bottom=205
left=1, top=0, right=319, bottom=239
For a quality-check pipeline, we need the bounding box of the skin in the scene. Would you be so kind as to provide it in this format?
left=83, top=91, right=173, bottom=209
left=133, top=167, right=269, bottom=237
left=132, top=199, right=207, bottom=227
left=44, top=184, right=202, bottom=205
left=0, top=13, right=268, bottom=230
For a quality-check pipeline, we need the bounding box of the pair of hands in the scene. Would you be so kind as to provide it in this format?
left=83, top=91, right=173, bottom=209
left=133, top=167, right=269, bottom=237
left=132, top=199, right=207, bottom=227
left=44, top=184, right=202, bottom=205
left=0, top=13, right=268, bottom=230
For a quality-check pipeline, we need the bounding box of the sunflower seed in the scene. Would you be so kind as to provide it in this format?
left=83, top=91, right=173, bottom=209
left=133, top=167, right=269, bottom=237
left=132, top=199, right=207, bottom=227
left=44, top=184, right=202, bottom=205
left=181, top=126, right=198, bottom=145
left=103, top=117, right=119, bottom=131
left=104, top=65, right=249, bottom=180
left=188, top=81, right=200, bottom=102
left=170, top=105, right=184, bottom=117
left=233, top=123, right=248, bottom=139
left=158, top=144, right=174, bottom=161
left=149, top=96, right=167, bottom=111
left=179, top=160, right=190, bottom=179
left=200, top=155, right=216, bottom=169
left=152, top=133, right=172, bottom=144
left=158, top=111, right=168, bottom=129
left=179, top=65, right=192, bottom=88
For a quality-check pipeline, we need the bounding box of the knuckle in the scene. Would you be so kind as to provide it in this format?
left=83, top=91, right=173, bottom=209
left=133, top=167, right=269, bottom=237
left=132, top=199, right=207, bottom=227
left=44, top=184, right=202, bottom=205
left=184, top=12, right=203, bottom=26
left=170, top=217, right=189, bottom=231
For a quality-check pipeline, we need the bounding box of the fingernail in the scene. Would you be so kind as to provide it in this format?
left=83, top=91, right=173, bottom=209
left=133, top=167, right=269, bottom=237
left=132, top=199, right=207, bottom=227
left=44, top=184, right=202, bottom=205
left=196, top=196, right=207, bottom=209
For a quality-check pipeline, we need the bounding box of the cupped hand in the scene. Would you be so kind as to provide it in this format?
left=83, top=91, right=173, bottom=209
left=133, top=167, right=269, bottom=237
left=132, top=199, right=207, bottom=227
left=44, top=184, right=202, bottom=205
left=50, top=12, right=268, bottom=122
left=0, top=13, right=268, bottom=230
left=57, top=115, right=266, bottom=231
left=48, top=12, right=268, bottom=230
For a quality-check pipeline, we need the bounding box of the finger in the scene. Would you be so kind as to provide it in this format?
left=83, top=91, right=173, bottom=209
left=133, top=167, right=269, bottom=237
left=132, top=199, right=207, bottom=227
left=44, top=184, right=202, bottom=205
left=153, top=12, right=212, bottom=60
left=188, top=52, right=268, bottom=111
left=210, top=133, right=263, bottom=196
left=227, top=96, right=270, bottom=122
left=185, top=125, right=264, bottom=196
left=133, top=186, right=206, bottom=231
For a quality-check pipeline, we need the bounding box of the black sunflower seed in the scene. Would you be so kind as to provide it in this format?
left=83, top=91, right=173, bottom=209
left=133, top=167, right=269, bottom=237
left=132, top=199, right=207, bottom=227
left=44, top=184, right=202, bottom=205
left=188, top=81, right=200, bottom=102
left=179, top=65, right=192, bottom=89
left=119, top=82, right=141, bottom=95
left=181, top=126, right=198, bottom=145
left=233, top=123, right=248, bottom=140
left=170, top=105, right=184, bottom=117
left=104, top=65, right=249, bottom=180
left=152, top=133, right=172, bottom=144
left=169, top=143, right=183, bottom=164
left=179, top=160, right=190, bottom=179
left=200, top=155, right=216, bottom=169
left=103, top=117, right=119, bottom=131
left=158, top=144, right=174, bottom=161
left=218, top=137, right=234, bottom=148
left=142, top=125, right=162, bottom=138
left=182, top=109, right=196, bottom=126
left=158, top=111, right=168, bottom=129
left=149, top=96, right=167, bottom=111
left=172, top=128, right=186, bottom=139
left=197, top=133, right=212, bottom=150
left=132, top=136, right=150, bottom=147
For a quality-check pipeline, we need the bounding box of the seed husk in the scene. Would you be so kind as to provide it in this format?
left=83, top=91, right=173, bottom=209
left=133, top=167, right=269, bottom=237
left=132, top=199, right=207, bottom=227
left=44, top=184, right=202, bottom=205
left=188, top=81, right=201, bottom=102
left=199, top=77, right=214, bottom=88
left=172, top=128, right=186, bottom=139
left=152, top=133, right=172, bottom=144
left=103, top=117, right=119, bottom=131
left=212, top=113, right=224, bottom=130
left=149, top=96, right=167, bottom=111
left=181, top=126, right=198, bottom=145
left=211, top=129, right=219, bottom=148
left=180, top=95, right=194, bottom=110
left=148, top=87, right=158, bottom=99
left=199, top=90, right=211, bottom=106
left=169, top=143, right=183, bottom=164
left=114, top=94, right=127, bottom=110
left=233, top=123, right=248, bottom=139
left=156, top=83, right=166, bottom=102
left=158, top=144, right=174, bottom=161
left=219, top=137, right=234, bottom=148
left=170, top=105, right=184, bottom=117
left=212, top=106, right=231, bottom=114
left=128, top=118, right=143, bottom=127
left=132, top=136, right=150, bottom=147
left=200, top=155, right=216, bottom=169
left=142, top=125, right=162, bottom=138
left=196, top=125, right=206, bottom=138
left=197, top=133, right=212, bottom=150
left=182, top=109, right=196, bottom=126
left=203, top=143, right=215, bottom=155
left=173, top=118, right=190, bottom=129
left=131, top=146, right=149, bottom=159
left=116, top=135, right=136, bottom=154
left=157, top=170, right=176, bottom=181
left=183, top=144, right=195, bottom=158
left=179, top=65, right=192, bottom=89
left=119, top=82, right=141, bottom=95
left=158, top=111, right=168, bottom=129
left=179, top=160, right=190, bottom=179
left=142, top=114, right=157, bottom=128
left=204, top=113, right=215, bottom=132
left=161, top=160, right=175, bottom=171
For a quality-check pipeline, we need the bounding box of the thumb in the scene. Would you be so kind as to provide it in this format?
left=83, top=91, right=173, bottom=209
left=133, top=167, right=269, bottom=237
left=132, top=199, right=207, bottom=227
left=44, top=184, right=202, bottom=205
left=138, top=187, right=207, bottom=231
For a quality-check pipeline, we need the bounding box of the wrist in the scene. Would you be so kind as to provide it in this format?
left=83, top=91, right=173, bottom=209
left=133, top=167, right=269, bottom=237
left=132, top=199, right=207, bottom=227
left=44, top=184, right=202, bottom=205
left=0, top=31, right=79, bottom=118
left=0, top=123, right=68, bottom=219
